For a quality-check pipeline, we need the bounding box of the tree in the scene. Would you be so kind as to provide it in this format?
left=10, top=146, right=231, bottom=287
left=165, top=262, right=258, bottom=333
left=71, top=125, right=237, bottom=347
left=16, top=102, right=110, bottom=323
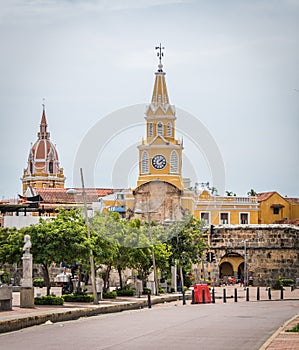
left=21, top=209, right=90, bottom=295
left=225, top=191, right=236, bottom=196
left=247, top=189, right=257, bottom=196
left=0, top=209, right=90, bottom=295
left=0, top=227, right=23, bottom=266
left=167, top=215, right=207, bottom=292
left=209, top=186, right=218, bottom=196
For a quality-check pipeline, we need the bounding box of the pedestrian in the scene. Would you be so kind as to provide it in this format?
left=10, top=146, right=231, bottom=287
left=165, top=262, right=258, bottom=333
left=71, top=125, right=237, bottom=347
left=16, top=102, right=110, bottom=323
left=239, top=277, right=244, bottom=287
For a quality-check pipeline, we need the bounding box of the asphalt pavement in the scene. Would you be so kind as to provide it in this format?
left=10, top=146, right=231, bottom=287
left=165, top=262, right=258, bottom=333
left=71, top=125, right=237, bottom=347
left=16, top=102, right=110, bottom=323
left=0, top=286, right=298, bottom=349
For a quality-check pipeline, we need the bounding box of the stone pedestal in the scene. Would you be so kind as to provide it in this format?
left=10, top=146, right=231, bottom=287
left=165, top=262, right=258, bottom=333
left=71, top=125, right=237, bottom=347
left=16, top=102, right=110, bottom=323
left=21, top=252, right=34, bottom=308
left=0, top=285, right=12, bottom=311
left=22, top=253, right=33, bottom=288
left=20, top=288, right=34, bottom=308
left=171, top=265, right=177, bottom=292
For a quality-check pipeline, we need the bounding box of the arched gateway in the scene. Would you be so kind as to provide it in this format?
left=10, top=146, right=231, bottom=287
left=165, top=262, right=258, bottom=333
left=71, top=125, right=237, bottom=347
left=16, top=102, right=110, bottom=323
left=219, top=252, right=244, bottom=282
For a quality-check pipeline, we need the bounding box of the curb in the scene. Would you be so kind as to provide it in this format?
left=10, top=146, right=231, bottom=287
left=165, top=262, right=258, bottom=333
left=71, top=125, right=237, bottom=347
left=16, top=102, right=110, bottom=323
left=0, top=294, right=187, bottom=334
left=259, top=314, right=299, bottom=350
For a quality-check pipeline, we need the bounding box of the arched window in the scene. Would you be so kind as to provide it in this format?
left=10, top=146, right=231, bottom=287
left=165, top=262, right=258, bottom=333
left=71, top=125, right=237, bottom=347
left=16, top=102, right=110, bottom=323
left=30, top=161, right=33, bottom=174
left=157, top=122, right=163, bottom=136
left=166, top=122, right=172, bottom=137
left=141, top=151, right=149, bottom=174
left=49, top=161, right=53, bottom=174
left=148, top=123, right=153, bottom=137
left=170, top=150, right=178, bottom=173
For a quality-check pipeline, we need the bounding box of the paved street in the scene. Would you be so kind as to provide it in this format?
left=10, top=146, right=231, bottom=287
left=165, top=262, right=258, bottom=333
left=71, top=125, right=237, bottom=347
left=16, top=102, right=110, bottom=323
left=1, top=300, right=298, bottom=350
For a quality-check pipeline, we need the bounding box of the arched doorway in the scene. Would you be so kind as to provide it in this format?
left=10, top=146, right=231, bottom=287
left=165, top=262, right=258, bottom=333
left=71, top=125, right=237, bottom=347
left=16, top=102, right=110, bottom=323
left=219, top=253, right=244, bottom=282
left=220, top=262, right=233, bottom=277
left=238, top=262, right=244, bottom=278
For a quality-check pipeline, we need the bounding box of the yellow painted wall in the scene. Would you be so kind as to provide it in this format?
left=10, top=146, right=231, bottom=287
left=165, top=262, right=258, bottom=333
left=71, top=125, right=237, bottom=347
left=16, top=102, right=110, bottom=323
left=258, top=193, right=290, bottom=224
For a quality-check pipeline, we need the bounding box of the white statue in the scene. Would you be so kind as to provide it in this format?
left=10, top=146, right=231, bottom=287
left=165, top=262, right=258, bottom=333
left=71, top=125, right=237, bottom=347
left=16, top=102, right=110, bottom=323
left=23, top=234, right=32, bottom=253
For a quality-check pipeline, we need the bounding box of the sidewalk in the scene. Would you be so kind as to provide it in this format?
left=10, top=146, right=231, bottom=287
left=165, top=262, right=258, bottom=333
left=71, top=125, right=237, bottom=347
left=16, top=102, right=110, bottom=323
left=260, top=314, right=299, bottom=349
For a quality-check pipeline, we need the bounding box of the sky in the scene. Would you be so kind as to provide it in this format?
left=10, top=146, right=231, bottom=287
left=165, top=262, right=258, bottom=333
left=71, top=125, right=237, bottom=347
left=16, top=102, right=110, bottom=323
left=0, top=0, right=298, bottom=200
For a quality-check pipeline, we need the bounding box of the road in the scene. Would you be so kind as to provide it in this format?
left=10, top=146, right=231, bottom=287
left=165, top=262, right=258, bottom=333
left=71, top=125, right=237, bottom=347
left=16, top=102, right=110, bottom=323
left=0, top=300, right=298, bottom=350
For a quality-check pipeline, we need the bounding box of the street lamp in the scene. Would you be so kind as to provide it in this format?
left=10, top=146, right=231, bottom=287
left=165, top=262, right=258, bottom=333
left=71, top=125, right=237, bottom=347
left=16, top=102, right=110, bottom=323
left=243, top=239, right=247, bottom=289
left=134, top=208, right=159, bottom=296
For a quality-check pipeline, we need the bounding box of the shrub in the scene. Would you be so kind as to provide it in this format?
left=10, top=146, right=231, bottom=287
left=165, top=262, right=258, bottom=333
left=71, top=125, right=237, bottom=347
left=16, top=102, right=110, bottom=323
left=273, top=278, right=295, bottom=289
left=33, top=278, right=45, bottom=288
left=103, top=291, right=117, bottom=299
left=142, top=288, right=152, bottom=295
left=280, top=278, right=294, bottom=287
left=158, top=287, right=165, bottom=294
left=34, top=295, right=64, bottom=305
left=62, top=292, right=94, bottom=303
left=116, top=288, right=135, bottom=296
left=0, top=270, right=10, bottom=284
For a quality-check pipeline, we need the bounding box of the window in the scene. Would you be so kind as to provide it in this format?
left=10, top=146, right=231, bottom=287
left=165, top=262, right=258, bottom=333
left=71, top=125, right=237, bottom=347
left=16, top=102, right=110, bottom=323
left=240, top=213, right=249, bottom=224
left=117, top=193, right=124, bottom=200
left=141, top=151, right=149, bottom=174
left=49, top=161, right=53, bottom=174
left=157, top=122, right=163, bottom=136
left=170, top=150, right=178, bottom=173
left=220, top=213, right=229, bottom=224
left=273, top=208, right=279, bottom=215
left=148, top=123, right=153, bottom=137
left=200, top=212, right=210, bottom=225
left=166, top=122, right=172, bottom=137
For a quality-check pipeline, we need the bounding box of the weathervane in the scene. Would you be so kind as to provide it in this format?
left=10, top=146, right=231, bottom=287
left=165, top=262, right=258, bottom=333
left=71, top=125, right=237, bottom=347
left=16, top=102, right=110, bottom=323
left=42, top=97, right=46, bottom=111
left=155, top=43, right=165, bottom=66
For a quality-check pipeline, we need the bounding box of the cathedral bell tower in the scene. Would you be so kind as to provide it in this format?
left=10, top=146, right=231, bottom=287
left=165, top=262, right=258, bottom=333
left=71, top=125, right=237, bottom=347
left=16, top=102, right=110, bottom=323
left=132, top=45, right=185, bottom=223
left=22, top=103, right=65, bottom=195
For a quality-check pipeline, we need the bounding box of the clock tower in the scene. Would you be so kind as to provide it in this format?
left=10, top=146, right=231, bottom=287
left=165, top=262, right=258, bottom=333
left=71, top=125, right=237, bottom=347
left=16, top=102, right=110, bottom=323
left=136, top=45, right=184, bottom=190
left=130, top=46, right=188, bottom=223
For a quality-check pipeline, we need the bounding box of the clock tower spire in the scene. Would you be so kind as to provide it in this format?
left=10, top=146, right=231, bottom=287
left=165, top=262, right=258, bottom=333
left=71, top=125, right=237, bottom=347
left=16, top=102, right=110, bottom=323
left=136, top=45, right=184, bottom=190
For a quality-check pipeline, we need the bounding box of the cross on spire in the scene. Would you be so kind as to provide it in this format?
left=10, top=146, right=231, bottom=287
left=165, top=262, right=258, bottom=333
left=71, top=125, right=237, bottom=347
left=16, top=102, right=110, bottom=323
left=155, top=43, right=165, bottom=69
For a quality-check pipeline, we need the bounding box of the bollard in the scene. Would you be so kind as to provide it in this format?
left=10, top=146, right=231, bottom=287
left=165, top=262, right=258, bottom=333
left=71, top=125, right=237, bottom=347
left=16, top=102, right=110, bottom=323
left=147, top=293, right=152, bottom=309
left=202, top=288, right=206, bottom=304
left=280, top=286, right=284, bottom=300
left=223, top=288, right=226, bottom=303
left=234, top=288, right=238, bottom=302
left=257, top=286, right=260, bottom=301
left=212, top=287, right=215, bottom=304
left=268, top=287, right=271, bottom=300
left=182, top=290, right=186, bottom=305
left=246, top=287, right=249, bottom=302
left=191, top=289, right=195, bottom=304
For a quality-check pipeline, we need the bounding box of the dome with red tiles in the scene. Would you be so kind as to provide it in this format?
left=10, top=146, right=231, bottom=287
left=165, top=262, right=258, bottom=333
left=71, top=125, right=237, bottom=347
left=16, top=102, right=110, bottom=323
left=22, top=104, right=65, bottom=194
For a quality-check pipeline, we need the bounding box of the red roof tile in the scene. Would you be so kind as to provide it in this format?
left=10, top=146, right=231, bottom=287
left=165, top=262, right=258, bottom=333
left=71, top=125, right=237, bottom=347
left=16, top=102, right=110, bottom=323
left=35, top=188, right=116, bottom=204
left=257, top=192, right=276, bottom=202
left=286, top=198, right=299, bottom=204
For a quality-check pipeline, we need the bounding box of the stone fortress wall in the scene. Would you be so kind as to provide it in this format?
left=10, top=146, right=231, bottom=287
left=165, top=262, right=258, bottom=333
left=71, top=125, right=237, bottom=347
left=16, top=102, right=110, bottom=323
left=208, top=225, right=299, bottom=286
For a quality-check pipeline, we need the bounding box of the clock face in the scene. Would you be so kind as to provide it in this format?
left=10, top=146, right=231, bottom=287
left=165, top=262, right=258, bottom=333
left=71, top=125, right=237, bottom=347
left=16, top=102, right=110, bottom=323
left=152, top=154, right=166, bottom=170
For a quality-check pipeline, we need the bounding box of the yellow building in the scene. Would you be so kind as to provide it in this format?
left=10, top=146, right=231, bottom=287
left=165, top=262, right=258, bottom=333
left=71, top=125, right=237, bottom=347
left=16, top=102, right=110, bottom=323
left=194, top=189, right=259, bottom=225
left=22, top=104, right=65, bottom=195
left=257, top=191, right=299, bottom=224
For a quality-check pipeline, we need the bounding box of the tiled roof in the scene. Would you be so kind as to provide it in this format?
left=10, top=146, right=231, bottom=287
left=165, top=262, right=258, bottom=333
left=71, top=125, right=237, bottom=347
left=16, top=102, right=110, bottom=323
left=286, top=198, right=299, bottom=204
left=257, top=192, right=276, bottom=202
left=274, top=218, right=299, bottom=225
left=35, top=188, right=116, bottom=204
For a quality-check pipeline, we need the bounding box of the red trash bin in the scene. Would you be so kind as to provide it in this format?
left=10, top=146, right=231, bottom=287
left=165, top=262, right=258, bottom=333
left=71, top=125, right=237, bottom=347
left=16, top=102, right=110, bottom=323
left=193, top=284, right=211, bottom=304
